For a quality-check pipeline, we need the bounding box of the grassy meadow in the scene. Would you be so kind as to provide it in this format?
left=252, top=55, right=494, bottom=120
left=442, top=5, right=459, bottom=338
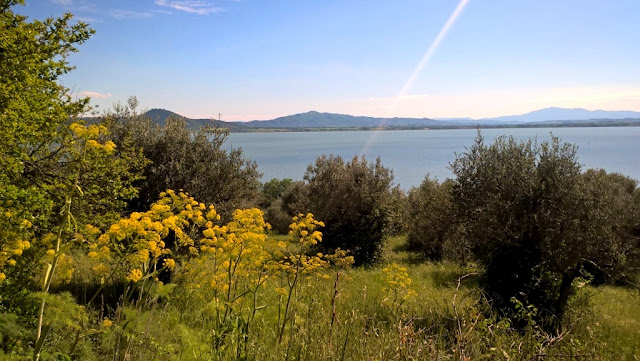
left=12, top=234, right=636, bottom=361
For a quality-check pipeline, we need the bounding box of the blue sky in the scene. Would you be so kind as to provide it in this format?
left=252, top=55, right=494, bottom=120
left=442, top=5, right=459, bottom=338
left=20, top=0, right=640, bottom=120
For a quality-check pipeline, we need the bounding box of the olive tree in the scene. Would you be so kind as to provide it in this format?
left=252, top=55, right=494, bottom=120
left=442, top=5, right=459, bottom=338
left=261, top=178, right=295, bottom=234
left=579, top=169, right=640, bottom=286
left=406, top=177, right=466, bottom=262
left=301, top=155, right=394, bottom=265
left=450, top=133, right=636, bottom=329
left=104, top=100, right=262, bottom=218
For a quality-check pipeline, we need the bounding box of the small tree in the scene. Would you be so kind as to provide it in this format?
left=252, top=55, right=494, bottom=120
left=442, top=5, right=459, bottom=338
left=579, top=169, right=640, bottom=285
left=406, top=177, right=464, bottom=262
left=302, top=155, right=394, bottom=265
left=0, top=4, right=146, bottom=357
left=105, top=100, right=262, bottom=218
left=450, top=133, right=636, bottom=330
left=260, top=178, right=295, bottom=234
left=387, top=186, right=409, bottom=237
left=261, top=178, right=294, bottom=207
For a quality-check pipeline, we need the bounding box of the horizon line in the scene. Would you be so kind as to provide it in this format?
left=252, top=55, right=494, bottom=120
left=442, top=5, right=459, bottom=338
left=143, top=106, right=640, bottom=123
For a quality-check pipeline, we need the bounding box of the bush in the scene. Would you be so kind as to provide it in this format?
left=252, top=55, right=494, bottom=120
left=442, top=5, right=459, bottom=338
left=579, top=169, right=640, bottom=285
left=260, top=178, right=294, bottom=207
left=264, top=199, right=293, bottom=234
left=260, top=178, right=295, bottom=234
left=450, top=133, right=639, bottom=329
left=301, top=155, right=394, bottom=265
left=406, top=177, right=466, bottom=262
left=105, top=99, right=261, bottom=218
left=387, top=187, right=409, bottom=237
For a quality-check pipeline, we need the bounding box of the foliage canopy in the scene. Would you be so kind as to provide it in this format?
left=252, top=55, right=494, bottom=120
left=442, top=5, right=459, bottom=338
left=450, top=133, right=639, bottom=328
left=301, top=155, right=394, bottom=265
left=104, top=99, right=262, bottom=218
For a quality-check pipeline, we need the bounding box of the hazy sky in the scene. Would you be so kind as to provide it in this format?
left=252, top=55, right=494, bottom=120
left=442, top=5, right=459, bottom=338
left=20, top=0, right=640, bottom=121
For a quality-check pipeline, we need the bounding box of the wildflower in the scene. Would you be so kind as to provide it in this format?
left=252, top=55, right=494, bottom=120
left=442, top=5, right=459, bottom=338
left=69, top=123, right=86, bottom=136
left=103, top=141, right=116, bottom=152
left=163, top=258, right=176, bottom=270
left=134, top=249, right=150, bottom=263
left=87, top=124, right=101, bottom=137
left=126, top=269, right=143, bottom=283
left=85, top=224, right=100, bottom=235
left=102, top=319, right=113, bottom=327
left=86, top=139, right=100, bottom=149
left=93, top=264, right=108, bottom=274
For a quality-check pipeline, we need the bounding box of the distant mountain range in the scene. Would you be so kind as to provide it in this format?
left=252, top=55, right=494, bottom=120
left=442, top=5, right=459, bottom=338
left=461, top=107, right=640, bottom=125
left=144, top=108, right=248, bottom=132
left=143, top=107, right=640, bottom=131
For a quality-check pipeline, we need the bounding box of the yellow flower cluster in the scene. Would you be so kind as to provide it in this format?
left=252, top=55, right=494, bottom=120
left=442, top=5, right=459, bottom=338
left=88, top=189, right=213, bottom=283
left=126, top=268, right=143, bottom=283
left=87, top=190, right=356, bottom=335
left=79, top=190, right=363, bottom=340
left=69, top=123, right=116, bottom=153
left=181, top=207, right=283, bottom=301
left=324, top=248, right=355, bottom=269
left=0, top=208, right=35, bottom=282
left=382, top=263, right=417, bottom=311
left=289, top=213, right=324, bottom=246
left=53, top=253, right=75, bottom=285
left=0, top=226, right=31, bottom=282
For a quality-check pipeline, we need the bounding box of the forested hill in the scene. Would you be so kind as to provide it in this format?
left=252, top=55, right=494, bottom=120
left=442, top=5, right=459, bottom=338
left=144, top=108, right=248, bottom=132
left=240, top=111, right=455, bottom=128
left=142, top=107, right=640, bottom=131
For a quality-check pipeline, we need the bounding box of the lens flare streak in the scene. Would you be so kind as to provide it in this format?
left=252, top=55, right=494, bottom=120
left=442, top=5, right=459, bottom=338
left=360, top=0, right=470, bottom=157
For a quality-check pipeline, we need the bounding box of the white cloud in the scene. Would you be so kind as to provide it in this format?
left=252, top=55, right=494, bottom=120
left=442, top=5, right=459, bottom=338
left=75, top=16, right=100, bottom=23
left=110, top=9, right=155, bottom=19
left=78, top=91, right=113, bottom=99
left=154, top=0, right=223, bottom=15
left=52, top=0, right=73, bottom=6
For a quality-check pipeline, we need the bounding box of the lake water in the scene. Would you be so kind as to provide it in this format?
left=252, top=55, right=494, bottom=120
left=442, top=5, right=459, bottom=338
left=226, top=127, right=640, bottom=189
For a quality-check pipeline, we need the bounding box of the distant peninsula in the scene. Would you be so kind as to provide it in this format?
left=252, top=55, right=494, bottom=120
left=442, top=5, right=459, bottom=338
left=143, top=107, right=640, bottom=132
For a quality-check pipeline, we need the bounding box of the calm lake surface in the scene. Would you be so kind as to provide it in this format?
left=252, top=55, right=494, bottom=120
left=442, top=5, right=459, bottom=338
left=226, top=127, right=640, bottom=189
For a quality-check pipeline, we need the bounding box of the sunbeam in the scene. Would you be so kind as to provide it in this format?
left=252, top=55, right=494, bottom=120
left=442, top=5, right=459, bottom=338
left=360, top=0, right=470, bottom=157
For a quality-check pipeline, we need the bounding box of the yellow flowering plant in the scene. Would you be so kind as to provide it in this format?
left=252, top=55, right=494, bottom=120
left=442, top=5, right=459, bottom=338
left=86, top=189, right=211, bottom=290
left=382, top=263, right=417, bottom=315
left=276, top=213, right=354, bottom=343
left=31, top=121, right=136, bottom=360
left=85, top=195, right=354, bottom=353
left=0, top=217, right=31, bottom=281
left=177, top=207, right=284, bottom=329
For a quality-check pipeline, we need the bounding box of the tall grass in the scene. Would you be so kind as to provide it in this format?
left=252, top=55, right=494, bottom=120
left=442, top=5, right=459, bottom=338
left=5, top=236, right=639, bottom=360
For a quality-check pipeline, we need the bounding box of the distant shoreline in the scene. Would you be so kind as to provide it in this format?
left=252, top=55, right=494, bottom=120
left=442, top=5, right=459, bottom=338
left=228, top=121, right=640, bottom=133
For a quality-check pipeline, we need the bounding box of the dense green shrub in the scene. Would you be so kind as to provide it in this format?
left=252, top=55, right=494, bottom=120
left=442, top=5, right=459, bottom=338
left=387, top=187, right=409, bottom=237
left=260, top=178, right=295, bottom=234
left=263, top=199, right=292, bottom=234
left=281, top=180, right=310, bottom=216
left=579, top=169, right=640, bottom=285
left=301, top=155, right=394, bottom=265
left=260, top=178, right=294, bottom=207
left=105, top=100, right=262, bottom=218
left=450, top=133, right=640, bottom=330
left=406, top=177, right=467, bottom=262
